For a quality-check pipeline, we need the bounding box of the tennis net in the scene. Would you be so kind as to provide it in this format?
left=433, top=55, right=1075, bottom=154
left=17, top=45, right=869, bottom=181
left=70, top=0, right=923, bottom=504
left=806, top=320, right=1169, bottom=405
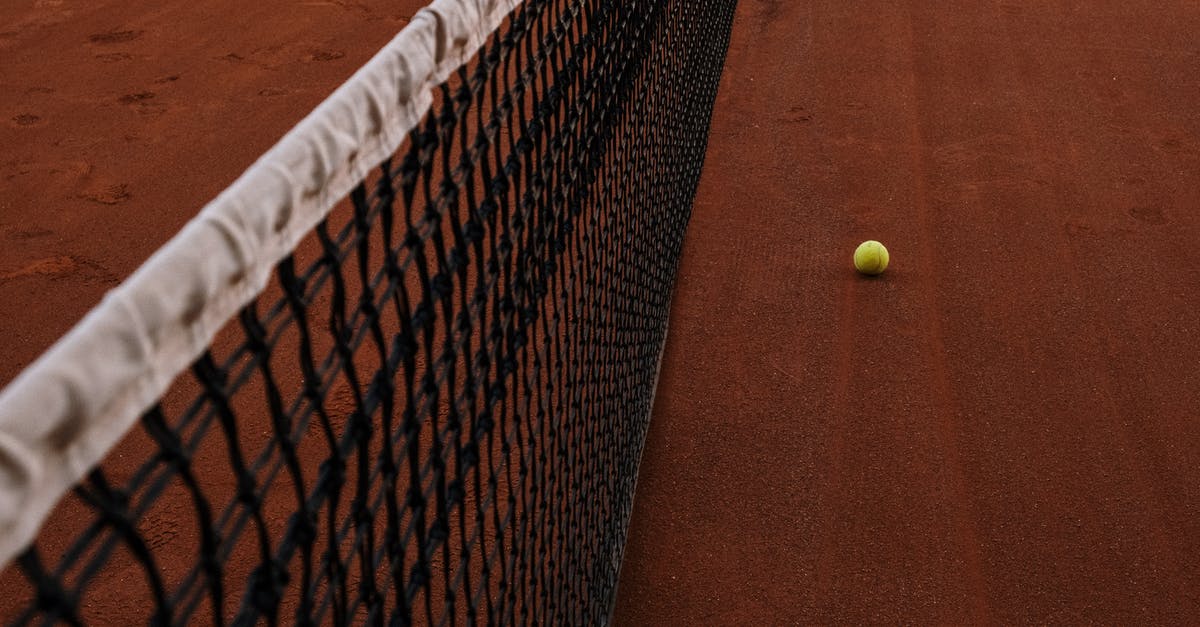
left=0, top=0, right=735, bottom=624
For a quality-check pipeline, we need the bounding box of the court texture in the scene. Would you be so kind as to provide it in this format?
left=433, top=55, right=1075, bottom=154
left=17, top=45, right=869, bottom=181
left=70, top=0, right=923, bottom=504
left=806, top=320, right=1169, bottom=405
left=2, top=0, right=1199, bottom=624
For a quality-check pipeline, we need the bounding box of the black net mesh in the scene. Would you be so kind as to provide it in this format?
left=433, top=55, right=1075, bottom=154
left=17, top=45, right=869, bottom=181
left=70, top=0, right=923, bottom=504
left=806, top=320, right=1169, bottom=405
left=0, top=0, right=735, bottom=624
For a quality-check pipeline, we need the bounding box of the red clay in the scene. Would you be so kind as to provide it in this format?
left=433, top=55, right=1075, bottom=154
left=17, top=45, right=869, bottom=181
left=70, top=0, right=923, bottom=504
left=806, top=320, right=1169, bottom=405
left=616, top=1, right=1200, bottom=624
left=0, top=2, right=431, bottom=622
left=0, top=0, right=425, bottom=387
left=5, top=1, right=1200, bottom=624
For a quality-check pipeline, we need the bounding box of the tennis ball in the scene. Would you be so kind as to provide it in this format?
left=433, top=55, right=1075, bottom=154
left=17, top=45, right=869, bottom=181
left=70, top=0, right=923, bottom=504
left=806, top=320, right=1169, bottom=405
left=853, top=240, right=889, bottom=276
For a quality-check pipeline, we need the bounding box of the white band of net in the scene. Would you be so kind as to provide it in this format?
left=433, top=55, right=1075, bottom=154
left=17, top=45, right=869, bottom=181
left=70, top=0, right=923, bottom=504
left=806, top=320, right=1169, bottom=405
left=0, top=0, right=521, bottom=569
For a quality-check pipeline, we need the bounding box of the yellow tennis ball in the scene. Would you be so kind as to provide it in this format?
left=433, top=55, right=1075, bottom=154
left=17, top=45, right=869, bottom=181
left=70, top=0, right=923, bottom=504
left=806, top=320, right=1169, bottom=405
left=853, top=240, right=889, bottom=275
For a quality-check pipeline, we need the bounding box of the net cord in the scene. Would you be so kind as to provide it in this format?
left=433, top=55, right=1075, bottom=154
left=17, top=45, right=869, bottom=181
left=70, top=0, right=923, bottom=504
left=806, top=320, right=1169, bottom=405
left=0, top=0, right=522, bottom=570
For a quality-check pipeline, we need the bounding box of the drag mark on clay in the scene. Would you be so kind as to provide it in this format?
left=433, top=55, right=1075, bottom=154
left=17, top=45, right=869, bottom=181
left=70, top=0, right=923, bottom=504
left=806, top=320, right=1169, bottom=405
left=117, top=91, right=167, bottom=116
left=308, top=49, right=346, bottom=62
left=0, top=255, right=119, bottom=286
left=1128, top=205, right=1169, bottom=225
left=78, top=179, right=132, bottom=205
left=117, top=91, right=155, bottom=105
left=88, top=30, right=143, bottom=45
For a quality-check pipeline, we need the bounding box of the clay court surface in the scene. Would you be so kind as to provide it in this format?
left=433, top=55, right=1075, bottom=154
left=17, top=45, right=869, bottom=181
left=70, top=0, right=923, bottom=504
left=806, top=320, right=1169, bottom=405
left=2, top=0, right=1200, bottom=624
left=616, top=1, right=1200, bottom=623
left=0, top=0, right=424, bottom=386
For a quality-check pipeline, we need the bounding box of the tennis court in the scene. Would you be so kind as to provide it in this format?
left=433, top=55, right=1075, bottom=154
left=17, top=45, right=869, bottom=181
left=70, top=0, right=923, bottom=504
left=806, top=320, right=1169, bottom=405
left=3, top=0, right=1200, bottom=624
left=616, top=1, right=1200, bottom=623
